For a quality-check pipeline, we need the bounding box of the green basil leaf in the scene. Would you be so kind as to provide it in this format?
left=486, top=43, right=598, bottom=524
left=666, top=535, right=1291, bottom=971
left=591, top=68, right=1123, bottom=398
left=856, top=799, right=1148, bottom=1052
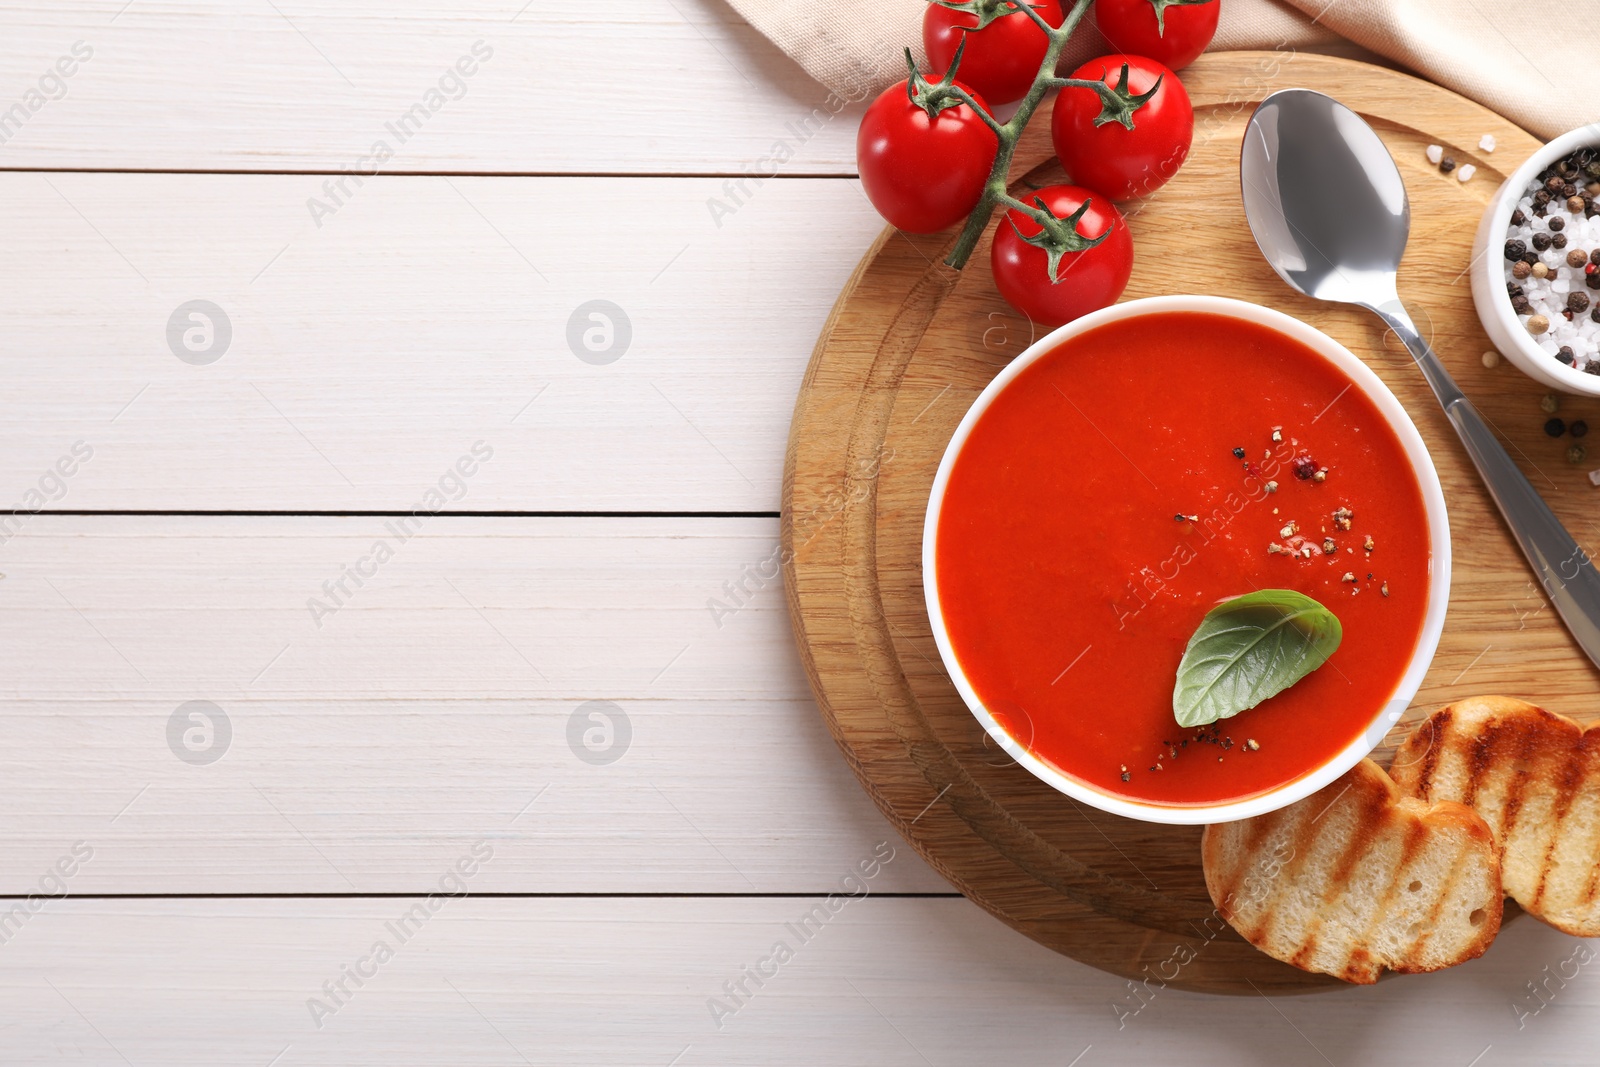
left=1172, top=589, right=1342, bottom=729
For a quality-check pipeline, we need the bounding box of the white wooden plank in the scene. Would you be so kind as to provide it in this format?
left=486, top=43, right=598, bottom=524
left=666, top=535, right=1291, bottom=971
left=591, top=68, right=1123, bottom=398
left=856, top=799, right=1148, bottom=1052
left=0, top=171, right=878, bottom=511
left=0, top=515, right=947, bottom=893
left=0, top=0, right=865, bottom=174
left=0, top=896, right=1591, bottom=1065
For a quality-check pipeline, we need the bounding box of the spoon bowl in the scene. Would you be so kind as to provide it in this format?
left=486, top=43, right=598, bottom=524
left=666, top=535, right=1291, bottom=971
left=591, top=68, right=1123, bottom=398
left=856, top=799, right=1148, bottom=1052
left=1241, top=90, right=1411, bottom=307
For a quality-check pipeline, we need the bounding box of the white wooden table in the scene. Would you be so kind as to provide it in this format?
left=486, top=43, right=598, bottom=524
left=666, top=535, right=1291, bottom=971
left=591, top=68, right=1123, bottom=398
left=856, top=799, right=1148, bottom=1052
left=0, top=3, right=1593, bottom=1063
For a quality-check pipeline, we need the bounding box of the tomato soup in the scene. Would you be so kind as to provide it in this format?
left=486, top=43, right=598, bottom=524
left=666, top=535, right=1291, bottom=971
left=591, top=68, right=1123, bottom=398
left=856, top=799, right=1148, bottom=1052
left=933, top=311, right=1433, bottom=807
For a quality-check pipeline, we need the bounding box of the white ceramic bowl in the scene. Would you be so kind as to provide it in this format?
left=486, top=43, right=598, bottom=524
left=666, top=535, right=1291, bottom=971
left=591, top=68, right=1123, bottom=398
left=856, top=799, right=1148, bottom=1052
left=1471, top=125, right=1600, bottom=395
left=923, top=295, right=1452, bottom=825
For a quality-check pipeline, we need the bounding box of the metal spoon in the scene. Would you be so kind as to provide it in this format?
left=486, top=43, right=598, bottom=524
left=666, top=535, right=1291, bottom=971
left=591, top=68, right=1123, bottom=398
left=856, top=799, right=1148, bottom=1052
left=1240, top=88, right=1600, bottom=670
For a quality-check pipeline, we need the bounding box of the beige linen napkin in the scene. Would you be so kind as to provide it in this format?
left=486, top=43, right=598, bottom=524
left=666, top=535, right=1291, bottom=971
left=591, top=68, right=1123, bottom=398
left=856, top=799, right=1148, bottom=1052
left=722, top=0, right=1599, bottom=140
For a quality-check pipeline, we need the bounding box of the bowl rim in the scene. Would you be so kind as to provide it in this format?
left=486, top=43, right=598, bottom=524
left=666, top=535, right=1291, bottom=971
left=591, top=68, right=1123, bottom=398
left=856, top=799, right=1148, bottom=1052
left=1475, top=125, right=1600, bottom=392
left=921, top=294, right=1452, bottom=825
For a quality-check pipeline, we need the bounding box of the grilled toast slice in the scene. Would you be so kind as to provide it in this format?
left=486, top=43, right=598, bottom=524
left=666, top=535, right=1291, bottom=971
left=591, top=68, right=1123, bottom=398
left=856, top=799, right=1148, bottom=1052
left=1202, top=758, right=1502, bottom=983
left=1391, top=696, right=1600, bottom=937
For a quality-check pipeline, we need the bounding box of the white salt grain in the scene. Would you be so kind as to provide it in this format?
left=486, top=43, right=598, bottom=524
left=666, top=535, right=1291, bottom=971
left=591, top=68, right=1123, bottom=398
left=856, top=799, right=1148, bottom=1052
left=1458, top=163, right=1477, bottom=183
left=1426, top=144, right=1444, bottom=165
left=1480, top=134, right=1497, bottom=153
left=1504, top=149, right=1599, bottom=366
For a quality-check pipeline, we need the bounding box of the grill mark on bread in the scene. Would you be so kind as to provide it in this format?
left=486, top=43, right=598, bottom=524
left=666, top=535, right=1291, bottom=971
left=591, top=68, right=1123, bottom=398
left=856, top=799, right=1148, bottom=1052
left=1243, top=806, right=1280, bottom=855
left=1398, top=810, right=1429, bottom=867
left=1393, top=812, right=1444, bottom=966
left=1330, top=783, right=1386, bottom=883
left=1331, top=777, right=1408, bottom=979
left=1219, top=807, right=1284, bottom=927
left=1212, top=865, right=1241, bottom=925
left=1463, top=720, right=1503, bottom=807
left=1416, top=710, right=1449, bottom=797
left=1251, top=802, right=1326, bottom=946
left=1412, top=824, right=1471, bottom=965
left=1340, top=807, right=1413, bottom=979
left=1496, top=715, right=1544, bottom=849
left=1553, top=745, right=1585, bottom=821
left=1316, top=776, right=1392, bottom=976
left=1211, top=842, right=1249, bottom=923
left=1285, top=784, right=1372, bottom=971
left=1579, top=734, right=1600, bottom=906
left=1483, top=715, right=1533, bottom=854
left=1534, top=747, right=1586, bottom=908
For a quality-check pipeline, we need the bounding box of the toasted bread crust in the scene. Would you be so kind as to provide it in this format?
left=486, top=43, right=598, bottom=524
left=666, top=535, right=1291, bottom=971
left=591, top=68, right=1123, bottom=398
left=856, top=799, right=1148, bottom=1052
left=1203, top=759, right=1502, bottom=984
left=1392, top=696, right=1600, bottom=937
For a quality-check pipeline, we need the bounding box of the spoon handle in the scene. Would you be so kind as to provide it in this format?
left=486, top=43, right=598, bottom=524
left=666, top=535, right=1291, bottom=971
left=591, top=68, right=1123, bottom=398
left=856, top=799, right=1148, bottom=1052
left=1374, top=301, right=1600, bottom=670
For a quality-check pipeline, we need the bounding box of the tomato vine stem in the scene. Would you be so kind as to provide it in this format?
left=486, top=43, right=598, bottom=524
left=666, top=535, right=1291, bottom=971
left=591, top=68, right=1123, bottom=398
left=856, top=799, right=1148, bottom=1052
left=935, top=0, right=1115, bottom=271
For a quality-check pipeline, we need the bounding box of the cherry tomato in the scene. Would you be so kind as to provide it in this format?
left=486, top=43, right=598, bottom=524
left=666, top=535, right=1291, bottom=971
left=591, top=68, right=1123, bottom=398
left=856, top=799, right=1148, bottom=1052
left=923, top=0, right=1064, bottom=106
left=857, top=79, right=999, bottom=233
left=990, top=184, right=1132, bottom=326
left=1094, top=0, right=1220, bottom=71
left=1050, top=54, right=1192, bottom=200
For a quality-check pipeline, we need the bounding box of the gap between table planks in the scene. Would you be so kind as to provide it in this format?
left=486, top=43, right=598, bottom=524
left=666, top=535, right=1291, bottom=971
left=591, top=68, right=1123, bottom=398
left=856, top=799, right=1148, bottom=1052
left=782, top=51, right=1599, bottom=994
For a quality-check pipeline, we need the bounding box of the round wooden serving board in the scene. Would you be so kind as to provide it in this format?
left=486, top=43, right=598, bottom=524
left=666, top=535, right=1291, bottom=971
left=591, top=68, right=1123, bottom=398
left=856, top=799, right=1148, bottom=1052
left=782, top=52, right=1600, bottom=995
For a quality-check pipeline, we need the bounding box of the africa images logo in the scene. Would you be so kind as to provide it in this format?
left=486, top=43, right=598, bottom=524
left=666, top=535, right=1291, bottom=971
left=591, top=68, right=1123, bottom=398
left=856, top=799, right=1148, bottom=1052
left=0, top=41, right=93, bottom=146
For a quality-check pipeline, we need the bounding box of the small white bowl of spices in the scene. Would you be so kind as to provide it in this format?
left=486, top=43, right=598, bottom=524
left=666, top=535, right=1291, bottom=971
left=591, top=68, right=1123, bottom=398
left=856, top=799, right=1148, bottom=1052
left=1471, top=126, right=1600, bottom=395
